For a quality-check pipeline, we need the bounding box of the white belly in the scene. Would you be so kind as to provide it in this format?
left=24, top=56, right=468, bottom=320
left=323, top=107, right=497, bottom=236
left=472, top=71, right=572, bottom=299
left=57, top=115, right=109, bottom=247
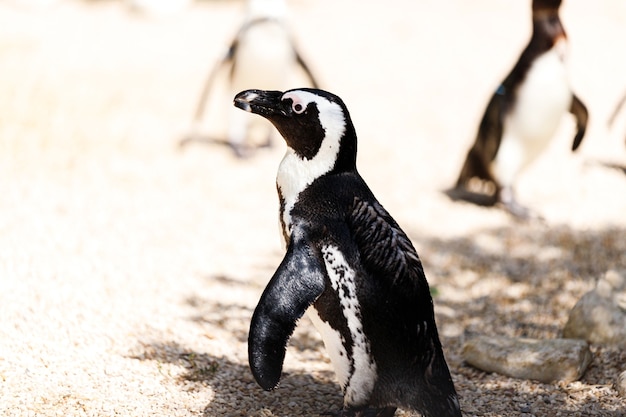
left=307, top=308, right=351, bottom=389
left=494, top=43, right=573, bottom=185
left=231, top=21, right=294, bottom=92
left=306, top=245, right=378, bottom=407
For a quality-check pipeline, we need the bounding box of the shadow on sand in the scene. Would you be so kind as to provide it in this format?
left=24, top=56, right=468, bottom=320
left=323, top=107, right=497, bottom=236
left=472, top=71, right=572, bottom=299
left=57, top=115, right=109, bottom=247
left=130, top=223, right=626, bottom=416
left=129, top=339, right=341, bottom=417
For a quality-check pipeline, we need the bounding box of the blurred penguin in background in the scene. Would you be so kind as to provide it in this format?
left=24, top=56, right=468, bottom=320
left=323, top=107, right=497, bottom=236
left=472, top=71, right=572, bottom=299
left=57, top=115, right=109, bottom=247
left=447, top=0, right=588, bottom=219
left=181, top=0, right=319, bottom=158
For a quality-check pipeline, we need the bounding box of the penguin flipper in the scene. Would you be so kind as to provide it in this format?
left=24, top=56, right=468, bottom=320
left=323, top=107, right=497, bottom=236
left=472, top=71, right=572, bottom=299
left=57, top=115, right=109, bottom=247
left=248, top=229, right=325, bottom=391
left=569, top=94, right=588, bottom=151
left=608, top=90, right=626, bottom=128
left=191, top=38, right=238, bottom=124
left=293, top=48, right=319, bottom=89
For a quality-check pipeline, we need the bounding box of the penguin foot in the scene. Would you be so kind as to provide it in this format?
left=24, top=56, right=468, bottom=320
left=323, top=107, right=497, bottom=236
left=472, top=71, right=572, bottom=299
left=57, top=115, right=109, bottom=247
left=229, top=142, right=256, bottom=159
left=596, top=160, right=626, bottom=176
left=443, top=186, right=498, bottom=207
left=321, top=406, right=396, bottom=417
left=178, top=133, right=230, bottom=150
left=499, top=187, right=543, bottom=221
left=177, top=133, right=261, bottom=159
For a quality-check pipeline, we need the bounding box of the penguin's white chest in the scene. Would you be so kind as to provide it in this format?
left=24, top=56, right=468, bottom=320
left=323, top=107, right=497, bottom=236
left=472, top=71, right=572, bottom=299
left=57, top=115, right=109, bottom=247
left=509, top=46, right=572, bottom=141
left=276, top=135, right=341, bottom=240
left=495, top=44, right=573, bottom=183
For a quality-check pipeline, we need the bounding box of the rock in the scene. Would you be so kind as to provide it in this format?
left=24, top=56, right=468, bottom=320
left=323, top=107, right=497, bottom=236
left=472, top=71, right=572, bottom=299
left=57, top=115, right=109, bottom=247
left=563, top=269, right=626, bottom=347
left=617, top=370, right=626, bottom=398
left=462, top=335, right=593, bottom=383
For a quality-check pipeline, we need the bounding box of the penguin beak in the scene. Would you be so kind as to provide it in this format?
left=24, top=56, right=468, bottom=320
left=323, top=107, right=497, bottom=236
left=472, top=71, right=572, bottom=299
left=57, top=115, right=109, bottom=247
left=234, top=89, right=284, bottom=118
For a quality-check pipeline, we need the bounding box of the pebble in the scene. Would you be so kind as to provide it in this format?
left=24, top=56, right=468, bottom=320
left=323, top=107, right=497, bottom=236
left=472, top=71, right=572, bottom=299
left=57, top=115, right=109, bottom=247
left=462, top=334, right=593, bottom=383
left=563, top=269, right=626, bottom=347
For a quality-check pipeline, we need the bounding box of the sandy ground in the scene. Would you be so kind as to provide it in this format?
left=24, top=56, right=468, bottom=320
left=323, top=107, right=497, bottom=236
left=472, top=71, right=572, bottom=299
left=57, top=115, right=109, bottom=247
left=1, top=0, right=625, bottom=416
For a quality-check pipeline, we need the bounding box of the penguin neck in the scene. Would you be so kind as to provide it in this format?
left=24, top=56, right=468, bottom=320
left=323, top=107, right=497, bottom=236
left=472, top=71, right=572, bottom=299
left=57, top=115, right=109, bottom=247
left=275, top=129, right=357, bottom=243
left=276, top=146, right=334, bottom=242
left=529, top=10, right=566, bottom=53
left=509, top=11, right=567, bottom=88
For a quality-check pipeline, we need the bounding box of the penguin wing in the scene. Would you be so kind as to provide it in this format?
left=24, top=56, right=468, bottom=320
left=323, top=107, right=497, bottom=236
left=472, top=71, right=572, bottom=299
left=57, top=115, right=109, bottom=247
left=349, top=197, right=427, bottom=291
left=608, top=90, right=626, bottom=128
left=248, top=227, right=326, bottom=391
left=293, top=48, right=319, bottom=89
left=569, top=94, right=588, bottom=151
left=191, top=37, right=238, bottom=123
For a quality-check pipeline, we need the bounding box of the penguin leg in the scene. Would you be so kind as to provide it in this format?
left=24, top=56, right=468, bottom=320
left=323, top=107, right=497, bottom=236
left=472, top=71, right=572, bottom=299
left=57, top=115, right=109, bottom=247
left=452, top=91, right=505, bottom=200
left=498, top=185, right=542, bottom=221
left=455, top=147, right=497, bottom=190
left=446, top=147, right=499, bottom=206
left=321, top=406, right=397, bottom=417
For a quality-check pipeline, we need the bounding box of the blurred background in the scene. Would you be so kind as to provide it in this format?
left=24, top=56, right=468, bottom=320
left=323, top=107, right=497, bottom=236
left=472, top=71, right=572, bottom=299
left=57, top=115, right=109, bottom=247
left=1, top=0, right=625, bottom=228
left=1, top=0, right=625, bottom=416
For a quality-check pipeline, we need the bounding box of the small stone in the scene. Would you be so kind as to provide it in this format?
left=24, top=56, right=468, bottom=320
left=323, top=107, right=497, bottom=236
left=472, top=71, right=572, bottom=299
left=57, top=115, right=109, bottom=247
left=462, top=335, right=593, bottom=383
left=617, top=370, right=626, bottom=398
left=563, top=269, right=626, bottom=347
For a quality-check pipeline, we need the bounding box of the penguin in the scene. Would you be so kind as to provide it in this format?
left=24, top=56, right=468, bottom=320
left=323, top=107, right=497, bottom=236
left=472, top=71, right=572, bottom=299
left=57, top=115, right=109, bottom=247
left=181, top=0, right=319, bottom=158
left=233, top=88, right=462, bottom=417
left=448, top=0, right=588, bottom=218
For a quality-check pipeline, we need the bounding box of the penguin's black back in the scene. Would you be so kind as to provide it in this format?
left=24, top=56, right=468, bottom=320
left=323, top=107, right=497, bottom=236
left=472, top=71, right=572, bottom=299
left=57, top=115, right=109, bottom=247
left=294, top=172, right=460, bottom=417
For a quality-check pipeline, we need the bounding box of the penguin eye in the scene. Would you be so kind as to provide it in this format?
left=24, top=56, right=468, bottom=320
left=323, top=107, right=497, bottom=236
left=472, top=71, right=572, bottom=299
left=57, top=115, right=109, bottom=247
left=292, top=102, right=305, bottom=114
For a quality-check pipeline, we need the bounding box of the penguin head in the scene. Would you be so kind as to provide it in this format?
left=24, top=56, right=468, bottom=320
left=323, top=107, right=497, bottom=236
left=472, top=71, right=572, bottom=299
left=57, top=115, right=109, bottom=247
left=531, top=0, right=566, bottom=49
left=234, top=88, right=357, bottom=171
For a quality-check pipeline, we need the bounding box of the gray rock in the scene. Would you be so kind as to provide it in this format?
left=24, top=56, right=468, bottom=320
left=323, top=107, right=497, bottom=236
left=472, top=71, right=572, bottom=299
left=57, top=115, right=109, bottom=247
left=462, top=335, right=593, bottom=383
left=563, top=269, right=626, bottom=347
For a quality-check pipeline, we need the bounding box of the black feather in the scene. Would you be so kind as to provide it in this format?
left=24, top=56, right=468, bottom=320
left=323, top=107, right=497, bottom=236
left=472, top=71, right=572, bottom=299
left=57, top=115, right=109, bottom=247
left=248, top=226, right=325, bottom=390
left=349, top=197, right=425, bottom=290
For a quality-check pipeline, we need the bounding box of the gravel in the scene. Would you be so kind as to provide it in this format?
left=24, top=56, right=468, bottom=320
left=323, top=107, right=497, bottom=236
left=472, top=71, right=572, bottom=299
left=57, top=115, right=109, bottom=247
left=1, top=1, right=625, bottom=416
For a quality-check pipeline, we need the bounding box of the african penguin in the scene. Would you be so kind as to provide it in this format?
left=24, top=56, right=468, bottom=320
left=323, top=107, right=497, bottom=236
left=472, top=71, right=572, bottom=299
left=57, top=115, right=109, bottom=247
left=233, top=88, right=461, bottom=417
left=448, top=0, right=588, bottom=219
left=181, top=0, right=319, bottom=158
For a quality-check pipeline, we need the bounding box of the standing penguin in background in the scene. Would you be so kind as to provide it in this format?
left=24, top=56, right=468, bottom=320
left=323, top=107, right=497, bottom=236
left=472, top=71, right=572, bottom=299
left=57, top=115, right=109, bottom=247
left=181, top=0, right=319, bottom=158
left=234, top=88, right=461, bottom=417
left=448, top=0, right=588, bottom=218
